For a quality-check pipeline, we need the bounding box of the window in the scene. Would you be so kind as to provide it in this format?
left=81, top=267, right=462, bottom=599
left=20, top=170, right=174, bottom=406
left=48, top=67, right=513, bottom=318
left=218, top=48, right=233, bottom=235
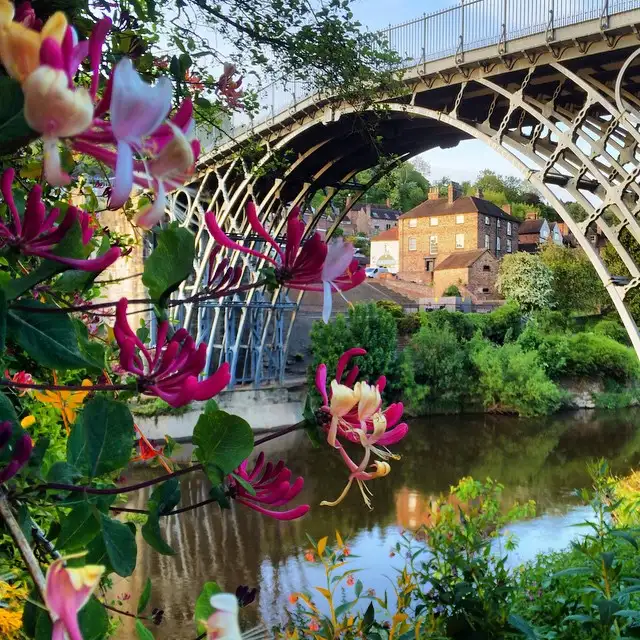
left=425, top=258, right=435, bottom=272
left=386, top=223, right=391, bottom=230
left=485, top=215, right=490, bottom=225
left=409, top=218, right=417, bottom=228
left=455, top=233, right=465, bottom=249
left=507, top=221, right=512, bottom=236
left=374, top=225, right=380, bottom=231
left=484, top=234, right=490, bottom=249
left=497, top=219, right=501, bottom=228
left=456, top=214, right=464, bottom=224
left=483, top=265, right=491, bottom=272
left=408, top=237, right=417, bottom=251
left=429, top=235, right=438, bottom=254
left=430, top=217, right=438, bottom=226
left=506, top=238, right=512, bottom=253
left=482, top=287, right=490, bottom=293
left=496, top=236, right=501, bottom=251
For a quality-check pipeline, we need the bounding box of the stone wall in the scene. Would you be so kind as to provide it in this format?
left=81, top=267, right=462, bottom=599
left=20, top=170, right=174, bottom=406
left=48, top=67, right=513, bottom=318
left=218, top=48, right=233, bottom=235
left=476, top=214, right=519, bottom=257
left=467, top=252, right=500, bottom=301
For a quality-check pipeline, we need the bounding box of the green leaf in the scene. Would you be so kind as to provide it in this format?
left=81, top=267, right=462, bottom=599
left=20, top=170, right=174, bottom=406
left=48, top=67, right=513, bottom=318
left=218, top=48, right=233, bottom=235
left=136, top=620, right=155, bottom=640
left=73, top=319, right=106, bottom=370
left=193, top=410, right=254, bottom=485
left=363, top=601, right=375, bottom=629
left=46, top=461, right=81, bottom=484
left=355, top=579, right=363, bottom=598
left=508, top=614, right=538, bottom=638
left=56, top=503, right=101, bottom=551
left=334, top=600, right=357, bottom=618
left=56, top=236, right=114, bottom=294
left=7, top=301, right=98, bottom=370
left=0, top=394, right=25, bottom=465
left=137, top=578, right=152, bottom=615
left=141, top=478, right=181, bottom=556
left=230, top=472, right=256, bottom=496
left=194, top=582, right=221, bottom=634
left=0, top=76, right=36, bottom=153
left=99, top=513, right=137, bottom=577
left=552, top=567, right=592, bottom=579
left=67, top=398, right=135, bottom=479
left=142, top=224, right=195, bottom=306
left=611, top=529, right=639, bottom=549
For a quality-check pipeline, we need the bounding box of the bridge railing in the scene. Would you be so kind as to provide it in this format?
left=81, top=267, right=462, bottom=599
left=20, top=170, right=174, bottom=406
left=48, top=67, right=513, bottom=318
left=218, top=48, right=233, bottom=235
left=212, top=0, right=639, bottom=146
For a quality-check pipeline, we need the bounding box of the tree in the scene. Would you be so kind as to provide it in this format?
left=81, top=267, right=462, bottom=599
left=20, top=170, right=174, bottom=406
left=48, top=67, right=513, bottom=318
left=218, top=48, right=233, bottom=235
left=497, top=253, right=554, bottom=313
left=539, top=244, right=606, bottom=314
left=602, top=228, right=640, bottom=322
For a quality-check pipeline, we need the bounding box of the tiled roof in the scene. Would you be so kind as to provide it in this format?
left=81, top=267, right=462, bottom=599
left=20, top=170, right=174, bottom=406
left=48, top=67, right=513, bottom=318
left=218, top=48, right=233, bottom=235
left=519, top=233, right=542, bottom=245
left=400, top=196, right=519, bottom=222
left=351, top=204, right=401, bottom=220
left=371, top=227, right=399, bottom=242
left=518, top=219, right=545, bottom=234
left=434, top=249, right=489, bottom=270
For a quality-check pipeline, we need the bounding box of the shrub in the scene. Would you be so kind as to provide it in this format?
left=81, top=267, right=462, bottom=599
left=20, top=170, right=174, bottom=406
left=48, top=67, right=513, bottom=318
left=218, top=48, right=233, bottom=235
left=308, top=303, right=399, bottom=400
left=530, top=308, right=576, bottom=334
left=421, top=309, right=478, bottom=342
left=470, top=338, right=563, bottom=416
left=478, top=300, right=522, bottom=344
left=396, top=312, right=422, bottom=335
left=375, top=299, right=404, bottom=318
left=593, top=318, right=631, bottom=346
left=442, top=284, right=461, bottom=297
left=497, top=252, right=554, bottom=313
left=400, top=324, right=475, bottom=415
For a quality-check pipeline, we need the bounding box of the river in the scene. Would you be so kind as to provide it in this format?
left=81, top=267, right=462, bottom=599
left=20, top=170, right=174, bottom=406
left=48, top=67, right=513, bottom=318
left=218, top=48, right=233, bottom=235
left=113, top=408, right=640, bottom=639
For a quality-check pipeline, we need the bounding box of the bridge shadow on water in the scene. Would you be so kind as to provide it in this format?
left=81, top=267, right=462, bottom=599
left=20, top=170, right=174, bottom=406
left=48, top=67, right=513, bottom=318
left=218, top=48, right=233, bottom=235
left=113, top=408, right=640, bottom=638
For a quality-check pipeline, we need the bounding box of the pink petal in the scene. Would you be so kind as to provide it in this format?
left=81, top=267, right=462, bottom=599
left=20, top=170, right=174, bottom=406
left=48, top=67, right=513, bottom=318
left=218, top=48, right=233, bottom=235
left=336, top=348, right=367, bottom=383
left=43, top=138, right=70, bottom=187
left=377, top=422, right=409, bottom=446
left=88, top=17, right=112, bottom=98
left=322, top=239, right=355, bottom=282
left=245, top=200, right=284, bottom=261
left=134, top=184, right=167, bottom=229
left=110, top=141, right=134, bottom=208
left=315, top=364, right=328, bottom=404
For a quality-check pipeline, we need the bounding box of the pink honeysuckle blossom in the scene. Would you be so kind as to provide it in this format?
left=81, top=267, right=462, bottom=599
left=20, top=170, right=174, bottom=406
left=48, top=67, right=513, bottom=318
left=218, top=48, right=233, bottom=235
left=205, top=203, right=365, bottom=322
left=217, top=63, right=244, bottom=109
left=229, top=452, right=309, bottom=520
left=45, top=558, right=105, bottom=640
left=0, top=422, right=33, bottom=483
left=14, top=1, right=42, bottom=29
left=316, top=348, right=408, bottom=451
left=0, top=169, right=121, bottom=271
left=114, top=298, right=231, bottom=407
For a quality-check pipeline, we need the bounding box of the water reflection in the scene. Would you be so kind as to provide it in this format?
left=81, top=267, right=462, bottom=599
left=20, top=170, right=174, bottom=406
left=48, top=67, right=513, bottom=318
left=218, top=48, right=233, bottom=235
left=113, top=409, right=640, bottom=638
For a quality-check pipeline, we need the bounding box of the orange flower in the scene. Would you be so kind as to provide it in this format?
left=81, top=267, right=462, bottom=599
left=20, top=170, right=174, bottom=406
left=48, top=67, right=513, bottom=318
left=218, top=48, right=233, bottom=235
left=304, top=551, right=314, bottom=562
left=288, top=594, right=298, bottom=605
left=309, top=620, right=320, bottom=632
left=346, top=575, right=355, bottom=587
left=33, top=379, right=92, bottom=434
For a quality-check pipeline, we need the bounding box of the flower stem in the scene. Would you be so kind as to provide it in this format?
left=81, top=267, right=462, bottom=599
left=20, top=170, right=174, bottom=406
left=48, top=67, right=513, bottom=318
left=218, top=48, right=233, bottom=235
left=0, top=379, right=137, bottom=392
left=0, top=491, right=47, bottom=602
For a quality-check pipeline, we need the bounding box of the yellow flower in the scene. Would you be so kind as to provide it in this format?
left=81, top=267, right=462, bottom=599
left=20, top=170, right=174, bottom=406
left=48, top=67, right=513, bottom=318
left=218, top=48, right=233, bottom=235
left=0, top=580, right=27, bottom=640
left=34, top=379, right=92, bottom=430
left=20, top=415, right=35, bottom=428
left=354, top=381, right=381, bottom=422
left=0, top=6, right=67, bottom=83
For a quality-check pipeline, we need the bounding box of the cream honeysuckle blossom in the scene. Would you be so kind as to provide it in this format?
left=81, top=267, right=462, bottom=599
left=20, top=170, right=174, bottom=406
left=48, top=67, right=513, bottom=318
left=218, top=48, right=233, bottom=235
left=204, top=593, right=265, bottom=640
left=326, top=380, right=360, bottom=447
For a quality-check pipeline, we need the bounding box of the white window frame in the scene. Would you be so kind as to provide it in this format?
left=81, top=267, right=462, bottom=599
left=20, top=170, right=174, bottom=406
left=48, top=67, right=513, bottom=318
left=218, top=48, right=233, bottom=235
left=429, top=235, right=438, bottom=255
left=497, top=236, right=501, bottom=251
left=409, top=218, right=417, bottom=228
left=485, top=215, right=490, bottom=225
left=455, top=233, right=465, bottom=249
left=497, top=219, right=501, bottom=228
left=506, top=238, right=512, bottom=253
left=484, top=234, right=490, bottom=249
left=408, top=237, right=417, bottom=251
left=507, top=221, right=512, bottom=236
left=456, top=214, right=464, bottom=224
left=430, top=217, right=438, bottom=226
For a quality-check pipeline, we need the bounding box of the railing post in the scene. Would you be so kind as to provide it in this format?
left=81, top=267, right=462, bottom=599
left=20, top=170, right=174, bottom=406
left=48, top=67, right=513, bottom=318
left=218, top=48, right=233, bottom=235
left=499, top=0, right=508, bottom=54
left=422, top=13, right=427, bottom=64
left=601, top=0, right=610, bottom=30
left=456, top=0, right=465, bottom=64
left=546, top=0, right=555, bottom=42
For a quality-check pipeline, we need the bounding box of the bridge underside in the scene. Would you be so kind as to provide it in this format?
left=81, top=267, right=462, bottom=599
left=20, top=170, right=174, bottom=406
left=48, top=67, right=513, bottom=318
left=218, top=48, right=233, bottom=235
left=169, top=16, right=640, bottom=385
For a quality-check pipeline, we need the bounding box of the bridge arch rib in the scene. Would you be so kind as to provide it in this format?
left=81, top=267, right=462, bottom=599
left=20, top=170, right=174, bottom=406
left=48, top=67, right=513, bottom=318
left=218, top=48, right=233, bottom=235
left=170, top=37, right=640, bottom=385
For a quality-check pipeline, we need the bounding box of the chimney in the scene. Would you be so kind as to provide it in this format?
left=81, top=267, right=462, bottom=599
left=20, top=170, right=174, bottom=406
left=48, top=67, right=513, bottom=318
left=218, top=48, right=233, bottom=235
left=525, top=210, right=538, bottom=220
left=386, top=197, right=391, bottom=208
left=502, top=204, right=512, bottom=216
left=345, top=195, right=353, bottom=211
left=448, top=183, right=455, bottom=205
left=476, top=187, right=484, bottom=199
left=428, top=187, right=439, bottom=201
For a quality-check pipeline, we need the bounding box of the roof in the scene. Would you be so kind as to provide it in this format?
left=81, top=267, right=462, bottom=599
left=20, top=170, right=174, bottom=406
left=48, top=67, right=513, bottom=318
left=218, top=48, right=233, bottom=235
left=434, top=249, right=491, bottom=270
left=400, top=196, right=519, bottom=222
left=371, top=227, right=398, bottom=242
left=352, top=204, right=402, bottom=221
left=518, top=219, right=546, bottom=234
left=519, top=233, right=542, bottom=245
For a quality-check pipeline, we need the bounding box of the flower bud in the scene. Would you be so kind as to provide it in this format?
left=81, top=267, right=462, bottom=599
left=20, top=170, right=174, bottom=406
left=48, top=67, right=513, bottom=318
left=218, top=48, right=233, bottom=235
left=13, top=433, right=33, bottom=465
left=0, top=420, right=12, bottom=449
left=0, top=460, right=20, bottom=483
left=23, top=66, right=94, bottom=138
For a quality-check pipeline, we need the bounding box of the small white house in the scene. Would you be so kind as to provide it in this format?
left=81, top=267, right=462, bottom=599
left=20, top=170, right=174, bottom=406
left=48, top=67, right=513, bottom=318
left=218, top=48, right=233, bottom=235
left=370, top=227, right=399, bottom=274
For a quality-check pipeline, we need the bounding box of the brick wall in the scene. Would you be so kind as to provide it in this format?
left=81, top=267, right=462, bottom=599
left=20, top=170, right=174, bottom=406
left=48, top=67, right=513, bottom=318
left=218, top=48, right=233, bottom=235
left=468, top=252, right=500, bottom=301
left=399, top=210, right=479, bottom=281
left=476, top=214, right=519, bottom=258
left=433, top=267, right=468, bottom=297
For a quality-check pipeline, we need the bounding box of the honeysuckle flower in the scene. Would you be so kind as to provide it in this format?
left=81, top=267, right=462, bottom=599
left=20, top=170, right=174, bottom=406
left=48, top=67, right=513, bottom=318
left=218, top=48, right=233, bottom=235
left=229, top=452, right=309, bottom=520
left=0, top=169, right=121, bottom=270
left=14, top=2, right=40, bottom=29
left=0, top=423, right=32, bottom=483
left=4, top=369, right=33, bottom=395
left=45, top=559, right=105, bottom=640
left=20, top=415, right=35, bottom=428
left=217, top=63, right=244, bottom=109
left=205, top=203, right=365, bottom=322
left=316, top=348, right=408, bottom=452
left=0, top=3, right=66, bottom=83
left=132, top=424, right=172, bottom=473
left=114, top=298, right=231, bottom=407
left=204, top=593, right=265, bottom=640
left=33, top=379, right=92, bottom=431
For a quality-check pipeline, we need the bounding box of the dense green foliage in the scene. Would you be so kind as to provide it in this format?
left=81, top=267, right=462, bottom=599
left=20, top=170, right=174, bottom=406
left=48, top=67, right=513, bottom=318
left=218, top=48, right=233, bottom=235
left=442, top=284, right=461, bottom=297
left=497, top=253, right=555, bottom=314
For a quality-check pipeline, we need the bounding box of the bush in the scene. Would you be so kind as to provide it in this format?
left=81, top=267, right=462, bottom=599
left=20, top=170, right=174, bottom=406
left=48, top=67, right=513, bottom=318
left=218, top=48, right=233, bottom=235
left=497, top=252, right=554, bottom=313
left=593, top=319, right=631, bottom=346
left=421, top=309, right=478, bottom=342
left=470, top=338, right=563, bottom=416
left=477, top=300, right=522, bottom=344
left=375, top=299, right=404, bottom=318
left=530, top=308, right=576, bottom=334
left=442, top=284, right=461, bottom=297
left=308, top=303, right=399, bottom=400
left=396, top=312, right=422, bottom=335
left=400, top=324, right=475, bottom=415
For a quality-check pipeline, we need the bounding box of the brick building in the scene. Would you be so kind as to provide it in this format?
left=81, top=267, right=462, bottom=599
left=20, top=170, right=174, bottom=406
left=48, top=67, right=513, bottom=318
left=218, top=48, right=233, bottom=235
left=398, top=184, right=519, bottom=282
left=346, top=202, right=401, bottom=238
left=433, top=249, right=500, bottom=300
left=370, top=227, right=399, bottom=273
left=518, top=212, right=563, bottom=252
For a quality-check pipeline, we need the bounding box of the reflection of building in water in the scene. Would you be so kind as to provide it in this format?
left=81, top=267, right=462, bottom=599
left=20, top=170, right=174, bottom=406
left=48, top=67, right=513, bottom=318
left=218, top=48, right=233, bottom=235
left=395, top=487, right=467, bottom=530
